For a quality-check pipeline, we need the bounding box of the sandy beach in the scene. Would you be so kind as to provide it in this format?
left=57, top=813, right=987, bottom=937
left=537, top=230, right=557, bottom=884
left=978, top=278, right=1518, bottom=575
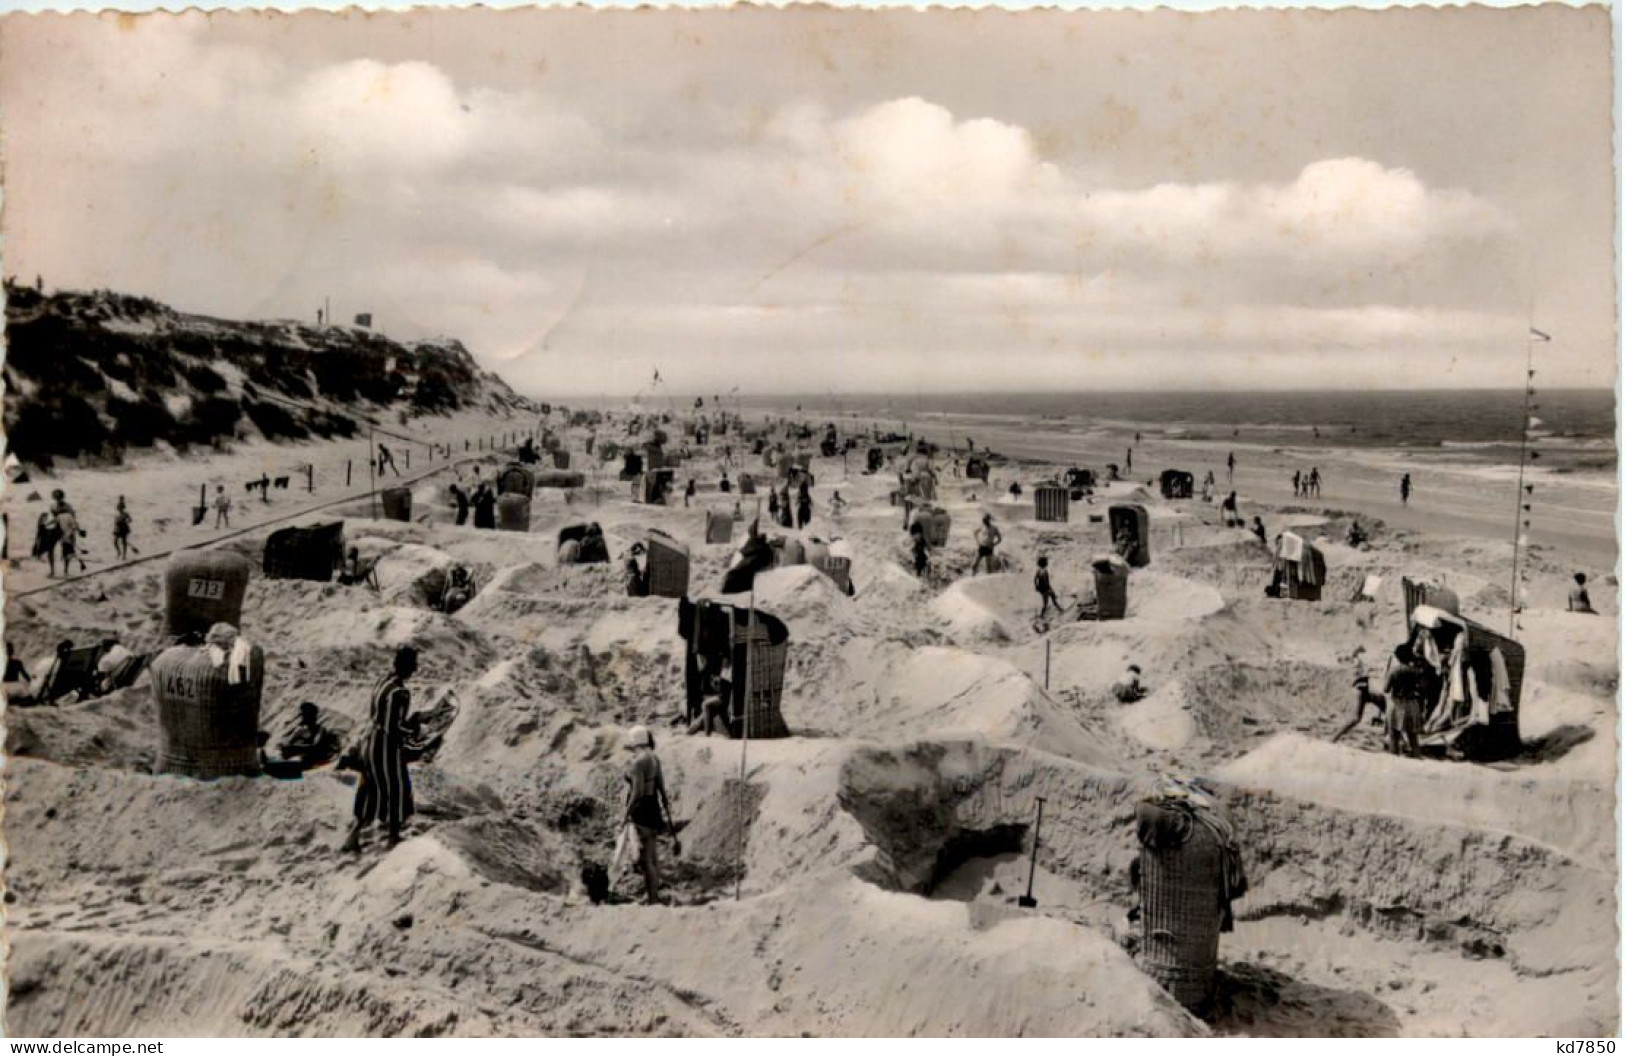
left=3, top=408, right=1616, bottom=1037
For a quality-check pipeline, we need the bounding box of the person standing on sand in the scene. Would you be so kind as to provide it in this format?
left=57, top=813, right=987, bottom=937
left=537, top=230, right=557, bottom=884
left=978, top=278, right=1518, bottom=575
left=449, top=483, right=469, bottom=526
left=1568, top=573, right=1597, bottom=614
left=472, top=483, right=497, bottom=529
left=910, top=520, right=932, bottom=579
left=1309, top=467, right=1322, bottom=498
left=342, top=645, right=419, bottom=853
left=52, top=491, right=87, bottom=574
left=112, top=496, right=133, bottom=560
left=796, top=482, right=813, bottom=530
left=1379, top=644, right=1430, bottom=757
left=1125, top=448, right=1133, bottom=473
left=1227, top=452, right=1236, bottom=482
left=620, top=725, right=678, bottom=905
left=214, top=485, right=232, bottom=528
left=1400, top=473, right=1412, bottom=506
left=32, top=509, right=60, bottom=577
left=972, top=514, right=1003, bottom=574
left=1034, top=555, right=1062, bottom=619
left=1292, top=470, right=1302, bottom=498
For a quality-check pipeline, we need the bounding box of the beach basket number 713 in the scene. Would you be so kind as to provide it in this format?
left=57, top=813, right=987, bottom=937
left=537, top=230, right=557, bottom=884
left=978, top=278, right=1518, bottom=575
left=187, top=578, right=227, bottom=600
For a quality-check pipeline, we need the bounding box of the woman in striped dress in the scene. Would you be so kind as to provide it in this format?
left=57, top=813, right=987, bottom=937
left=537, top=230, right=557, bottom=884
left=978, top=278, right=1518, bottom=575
left=342, top=645, right=417, bottom=852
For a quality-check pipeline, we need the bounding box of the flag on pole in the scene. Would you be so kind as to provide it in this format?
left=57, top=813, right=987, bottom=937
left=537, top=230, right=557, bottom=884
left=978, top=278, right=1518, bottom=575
left=1530, top=327, right=1552, bottom=342
left=652, top=368, right=662, bottom=386
left=355, top=313, right=373, bottom=328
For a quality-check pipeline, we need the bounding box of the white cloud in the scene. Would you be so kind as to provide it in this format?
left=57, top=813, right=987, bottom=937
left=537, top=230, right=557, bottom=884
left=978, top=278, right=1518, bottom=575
left=0, top=15, right=1568, bottom=396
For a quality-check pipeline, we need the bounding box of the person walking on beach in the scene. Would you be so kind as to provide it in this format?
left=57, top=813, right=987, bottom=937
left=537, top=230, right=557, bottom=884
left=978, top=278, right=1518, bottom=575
left=1034, top=555, right=1062, bottom=619
left=1309, top=467, right=1322, bottom=498
left=32, top=509, right=60, bottom=577
left=1292, top=470, right=1302, bottom=498
left=619, top=725, right=678, bottom=905
left=1125, top=448, right=1133, bottom=473
left=972, top=514, right=1003, bottom=574
left=1568, top=573, right=1597, bottom=614
left=377, top=443, right=401, bottom=478
left=53, top=491, right=87, bottom=574
left=1226, top=452, right=1236, bottom=482
left=341, top=645, right=419, bottom=853
left=1400, top=473, right=1412, bottom=506
left=214, top=485, right=232, bottom=528
left=683, top=479, right=696, bottom=509
left=112, top=496, right=133, bottom=560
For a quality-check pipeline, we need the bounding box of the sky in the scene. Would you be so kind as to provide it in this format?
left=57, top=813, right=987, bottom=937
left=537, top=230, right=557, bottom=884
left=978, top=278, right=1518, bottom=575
left=0, top=7, right=1615, bottom=397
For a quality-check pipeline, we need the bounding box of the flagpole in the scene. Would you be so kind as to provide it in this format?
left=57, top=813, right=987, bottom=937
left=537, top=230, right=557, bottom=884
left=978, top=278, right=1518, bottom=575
left=1508, top=327, right=1538, bottom=637
left=735, top=587, right=755, bottom=903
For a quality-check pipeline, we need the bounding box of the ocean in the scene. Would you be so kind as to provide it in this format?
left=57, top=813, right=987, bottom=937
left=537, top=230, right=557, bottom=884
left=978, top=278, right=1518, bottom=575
left=728, top=389, right=1617, bottom=473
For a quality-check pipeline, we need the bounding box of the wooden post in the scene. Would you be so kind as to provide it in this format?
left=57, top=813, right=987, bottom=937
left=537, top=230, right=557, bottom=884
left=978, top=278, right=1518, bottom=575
left=346, top=460, right=352, bottom=487
left=368, top=427, right=377, bottom=520
left=406, top=448, right=411, bottom=470
left=307, top=464, right=314, bottom=492
left=1045, top=638, right=1051, bottom=691
left=736, top=589, right=756, bottom=903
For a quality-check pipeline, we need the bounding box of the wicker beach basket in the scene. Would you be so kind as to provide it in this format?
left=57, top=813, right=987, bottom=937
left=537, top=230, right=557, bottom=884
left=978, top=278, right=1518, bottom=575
left=497, top=464, right=536, bottom=497
left=646, top=530, right=691, bottom=598
left=164, top=551, right=251, bottom=641
left=1138, top=810, right=1224, bottom=1014
left=263, top=522, right=345, bottom=582
left=380, top=487, right=412, bottom=522
left=1035, top=483, right=1070, bottom=523
left=497, top=493, right=531, bottom=532
left=151, top=643, right=265, bottom=779
left=1092, top=558, right=1129, bottom=620
left=706, top=510, right=735, bottom=545
left=735, top=613, right=790, bottom=739
left=812, top=555, right=853, bottom=594
left=919, top=507, right=951, bottom=547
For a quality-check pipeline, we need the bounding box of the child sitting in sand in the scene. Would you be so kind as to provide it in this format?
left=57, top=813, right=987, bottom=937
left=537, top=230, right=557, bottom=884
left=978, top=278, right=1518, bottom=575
left=1568, top=572, right=1597, bottom=614
left=1112, top=665, right=1146, bottom=704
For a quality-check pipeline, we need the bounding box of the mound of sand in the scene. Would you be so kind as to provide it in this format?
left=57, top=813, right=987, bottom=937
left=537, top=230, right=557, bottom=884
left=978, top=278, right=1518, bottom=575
left=1220, top=733, right=1617, bottom=869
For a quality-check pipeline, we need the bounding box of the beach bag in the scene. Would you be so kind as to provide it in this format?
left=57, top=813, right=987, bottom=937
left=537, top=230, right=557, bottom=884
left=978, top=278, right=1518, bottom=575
left=151, top=643, right=265, bottom=779
left=551, top=450, right=572, bottom=470
left=497, top=493, right=531, bottom=532
left=164, top=550, right=251, bottom=641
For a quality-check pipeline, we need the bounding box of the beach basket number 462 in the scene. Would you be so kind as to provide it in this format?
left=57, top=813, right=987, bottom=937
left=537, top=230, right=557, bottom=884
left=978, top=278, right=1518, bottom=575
left=187, top=577, right=227, bottom=600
